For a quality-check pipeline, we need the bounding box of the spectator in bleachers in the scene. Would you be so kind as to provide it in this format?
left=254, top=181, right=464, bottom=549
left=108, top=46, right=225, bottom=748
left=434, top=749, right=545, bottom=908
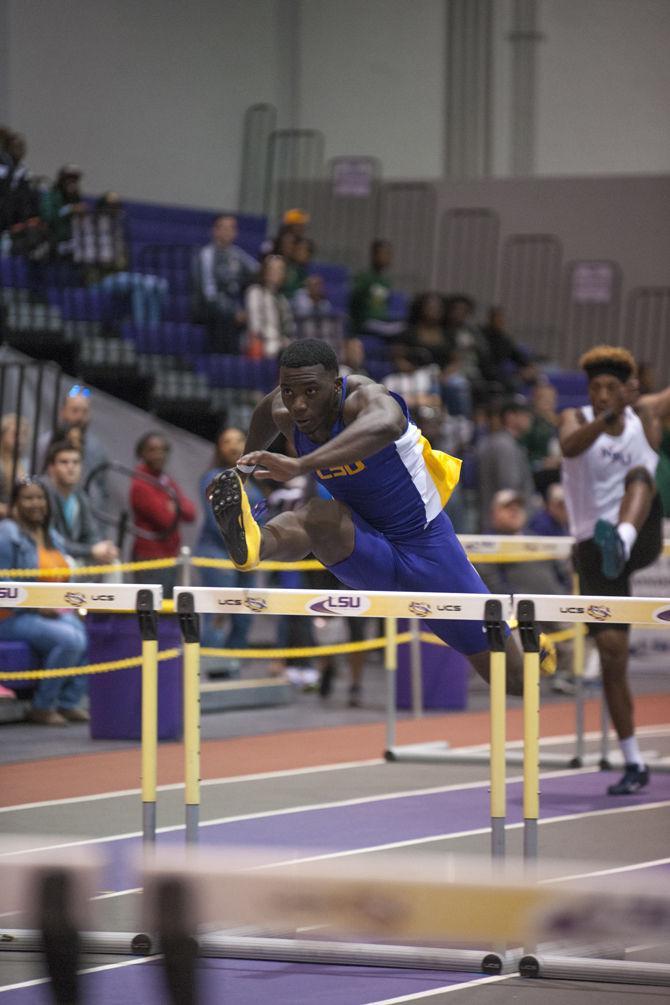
left=43, top=440, right=118, bottom=569
left=0, top=413, right=30, bottom=518
left=0, top=129, right=46, bottom=257
left=39, top=165, right=88, bottom=258
left=244, top=254, right=295, bottom=359
left=349, top=239, right=400, bottom=335
left=339, top=337, right=369, bottom=378
left=528, top=482, right=570, bottom=538
left=292, top=274, right=344, bottom=354
left=0, top=478, right=89, bottom=725
left=38, top=385, right=110, bottom=508
left=82, top=192, right=168, bottom=329
left=478, top=306, right=537, bottom=394
left=443, top=294, right=493, bottom=411
left=192, top=214, right=257, bottom=353
left=475, top=398, right=536, bottom=531
left=519, top=381, right=561, bottom=495
left=262, top=208, right=311, bottom=258
left=397, top=291, right=451, bottom=367
left=130, top=431, right=196, bottom=599
left=196, top=427, right=264, bottom=676
left=382, top=347, right=442, bottom=413
left=282, top=236, right=313, bottom=299
left=292, top=273, right=332, bottom=320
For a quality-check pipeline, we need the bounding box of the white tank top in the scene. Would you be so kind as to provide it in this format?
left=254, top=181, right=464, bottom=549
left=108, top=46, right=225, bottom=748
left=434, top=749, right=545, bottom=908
left=562, top=405, right=658, bottom=542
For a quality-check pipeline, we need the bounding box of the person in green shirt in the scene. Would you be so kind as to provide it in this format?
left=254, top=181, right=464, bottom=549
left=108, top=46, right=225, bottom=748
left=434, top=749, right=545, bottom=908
left=349, top=239, right=393, bottom=332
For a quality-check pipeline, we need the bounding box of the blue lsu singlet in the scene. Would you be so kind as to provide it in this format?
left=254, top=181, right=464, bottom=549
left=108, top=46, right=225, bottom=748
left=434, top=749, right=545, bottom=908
left=292, top=378, right=492, bottom=656
left=293, top=378, right=461, bottom=541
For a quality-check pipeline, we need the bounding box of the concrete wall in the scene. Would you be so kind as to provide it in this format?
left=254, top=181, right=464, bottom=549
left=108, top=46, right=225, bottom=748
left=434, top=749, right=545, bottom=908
left=2, top=0, right=669, bottom=206
left=536, top=0, right=670, bottom=175
left=3, top=0, right=287, bottom=209
left=298, top=0, right=446, bottom=177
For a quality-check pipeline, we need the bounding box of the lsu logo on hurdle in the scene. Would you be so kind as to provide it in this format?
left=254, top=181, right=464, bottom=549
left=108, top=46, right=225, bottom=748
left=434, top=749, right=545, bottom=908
left=0, top=585, right=27, bottom=604
left=307, top=595, right=371, bottom=615
left=653, top=607, right=670, bottom=623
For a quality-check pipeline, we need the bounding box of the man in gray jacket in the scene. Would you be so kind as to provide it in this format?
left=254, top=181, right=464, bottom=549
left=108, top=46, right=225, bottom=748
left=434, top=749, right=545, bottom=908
left=475, top=398, right=536, bottom=531
left=44, top=441, right=118, bottom=569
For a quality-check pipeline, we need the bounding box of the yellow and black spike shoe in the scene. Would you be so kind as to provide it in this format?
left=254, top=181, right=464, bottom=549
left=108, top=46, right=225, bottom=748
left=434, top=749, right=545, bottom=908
left=207, top=470, right=261, bottom=571
left=507, top=618, right=557, bottom=676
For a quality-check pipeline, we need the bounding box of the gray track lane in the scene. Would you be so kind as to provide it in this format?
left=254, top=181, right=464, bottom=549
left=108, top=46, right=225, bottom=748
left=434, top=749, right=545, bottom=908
left=1, top=744, right=669, bottom=1003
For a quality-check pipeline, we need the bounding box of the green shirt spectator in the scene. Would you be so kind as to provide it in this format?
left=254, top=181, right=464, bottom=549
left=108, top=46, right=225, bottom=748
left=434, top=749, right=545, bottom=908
left=349, top=238, right=393, bottom=332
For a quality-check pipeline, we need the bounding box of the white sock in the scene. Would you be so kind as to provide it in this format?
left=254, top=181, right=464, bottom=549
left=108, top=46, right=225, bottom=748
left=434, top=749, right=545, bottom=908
left=617, top=522, right=637, bottom=559
left=620, top=735, right=645, bottom=768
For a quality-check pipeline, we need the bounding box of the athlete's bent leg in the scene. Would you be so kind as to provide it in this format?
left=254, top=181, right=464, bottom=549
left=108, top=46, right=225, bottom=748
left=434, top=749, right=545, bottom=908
left=595, top=468, right=655, bottom=579
left=261, top=499, right=355, bottom=567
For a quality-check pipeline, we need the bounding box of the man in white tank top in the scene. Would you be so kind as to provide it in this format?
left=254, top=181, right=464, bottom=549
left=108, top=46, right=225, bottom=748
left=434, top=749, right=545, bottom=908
left=560, top=346, right=669, bottom=795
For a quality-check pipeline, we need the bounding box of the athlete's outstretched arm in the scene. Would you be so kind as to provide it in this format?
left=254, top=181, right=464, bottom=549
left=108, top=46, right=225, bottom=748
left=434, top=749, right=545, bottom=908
left=559, top=403, right=623, bottom=458
left=242, top=386, right=406, bottom=482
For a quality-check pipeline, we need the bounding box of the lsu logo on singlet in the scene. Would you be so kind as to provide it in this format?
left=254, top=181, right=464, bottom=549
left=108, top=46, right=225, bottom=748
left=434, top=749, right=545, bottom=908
left=316, top=460, right=366, bottom=480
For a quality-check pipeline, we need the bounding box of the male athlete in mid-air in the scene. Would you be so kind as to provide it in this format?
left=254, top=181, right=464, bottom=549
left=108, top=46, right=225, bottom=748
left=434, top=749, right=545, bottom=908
left=208, top=339, right=555, bottom=693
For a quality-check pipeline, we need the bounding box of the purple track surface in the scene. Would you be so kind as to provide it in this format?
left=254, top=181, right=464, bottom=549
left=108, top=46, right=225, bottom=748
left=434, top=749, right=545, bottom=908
left=102, top=770, right=670, bottom=893
left=3, top=770, right=669, bottom=1004
left=4, top=958, right=483, bottom=1005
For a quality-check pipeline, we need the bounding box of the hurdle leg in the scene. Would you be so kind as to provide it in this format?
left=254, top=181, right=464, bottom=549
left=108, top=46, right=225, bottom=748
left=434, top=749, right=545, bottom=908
left=517, top=601, right=540, bottom=864
left=571, top=573, right=586, bottom=768
left=409, top=618, right=423, bottom=718
left=484, top=600, right=506, bottom=861
left=384, top=617, right=398, bottom=753
left=137, top=590, right=159, bottom=845
left=38, top=869, right=81, bottom=1005
left=177, top=592, right=201, bottom=845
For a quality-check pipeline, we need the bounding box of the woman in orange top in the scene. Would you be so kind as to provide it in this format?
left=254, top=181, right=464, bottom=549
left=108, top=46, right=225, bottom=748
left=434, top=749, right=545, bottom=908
left=0, top=479, right=88, bottom=725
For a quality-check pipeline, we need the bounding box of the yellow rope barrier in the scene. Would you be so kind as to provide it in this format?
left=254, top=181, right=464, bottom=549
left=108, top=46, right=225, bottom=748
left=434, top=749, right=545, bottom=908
left=0, top=648, right=181, bottom=681
left=0, top=624, right=577, bottom=679
left=0, top=557, right=178, bottom=578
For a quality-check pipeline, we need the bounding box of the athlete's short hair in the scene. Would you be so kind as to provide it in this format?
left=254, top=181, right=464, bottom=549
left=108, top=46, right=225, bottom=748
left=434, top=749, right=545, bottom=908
left=279, top=339, right=339, bottom=374
left=579, top=345, right=636, bottom=384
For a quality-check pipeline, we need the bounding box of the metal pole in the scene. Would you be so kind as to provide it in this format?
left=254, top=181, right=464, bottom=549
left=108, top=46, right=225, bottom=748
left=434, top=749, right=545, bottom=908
left=384, top=617, right=398, bottom=754
left=177, top=592, right=201, bottom=844
left=517, top=600, right=540, bottom=865
left=409, top=618, right=423, bottom=718
left=484, top=600, right=506, bottom=861
left=137, top=590, right=158, bottom=845
left=178, top=545, right=192, bottom=587
left=571, top=573, right=586, bottom=767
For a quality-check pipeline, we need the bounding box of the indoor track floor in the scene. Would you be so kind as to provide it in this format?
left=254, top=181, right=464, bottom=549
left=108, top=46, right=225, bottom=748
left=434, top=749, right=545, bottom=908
left=1, top=704, right=669, bottom=1004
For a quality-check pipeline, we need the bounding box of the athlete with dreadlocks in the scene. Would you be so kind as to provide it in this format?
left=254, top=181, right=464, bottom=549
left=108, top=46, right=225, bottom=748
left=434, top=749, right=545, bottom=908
left=561, top=345, right=670, bottom=794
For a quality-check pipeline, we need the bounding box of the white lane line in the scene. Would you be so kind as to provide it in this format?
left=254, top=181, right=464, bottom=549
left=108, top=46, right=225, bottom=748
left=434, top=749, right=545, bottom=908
left=0, top=766, right=597, bottom=857
left=254, top=799, right=670, bottom=869
left=0, top=758, right=385, bottom=814
left=543, top=856, right=670, bottom=884
left=365, top=973, right=516, bottom=1003
left=3, top=723, right=668, bottom=815
left=0, top=953, right=160, bottom=994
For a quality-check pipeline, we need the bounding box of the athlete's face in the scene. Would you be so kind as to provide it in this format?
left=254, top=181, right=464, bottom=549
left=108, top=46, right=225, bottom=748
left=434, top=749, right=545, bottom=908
left=588, top=374, right=626, bottom=417
left=279, top=365, right=342, bottom=440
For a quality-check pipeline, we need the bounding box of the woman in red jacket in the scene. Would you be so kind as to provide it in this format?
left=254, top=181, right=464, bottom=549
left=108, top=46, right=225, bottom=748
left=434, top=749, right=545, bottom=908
left=130, top=431, right=196, bottom=598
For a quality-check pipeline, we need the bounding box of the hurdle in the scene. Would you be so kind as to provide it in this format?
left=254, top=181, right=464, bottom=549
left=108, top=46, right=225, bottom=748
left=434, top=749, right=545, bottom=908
left=387, top=591, right=670, bottom=774
left=0, top=582, right=164, bottom=843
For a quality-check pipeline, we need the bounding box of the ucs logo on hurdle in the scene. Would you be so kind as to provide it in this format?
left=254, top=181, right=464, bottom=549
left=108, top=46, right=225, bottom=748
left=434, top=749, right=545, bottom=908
left=217, top=597, right=268, bottom=612
left=306, top=595, right=371, bottom=615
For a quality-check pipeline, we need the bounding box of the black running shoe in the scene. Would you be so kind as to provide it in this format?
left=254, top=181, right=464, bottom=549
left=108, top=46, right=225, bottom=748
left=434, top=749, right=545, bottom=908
left=206, top=469, right=261, bottom=571
left=607, top=763, right=649, bottom=795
